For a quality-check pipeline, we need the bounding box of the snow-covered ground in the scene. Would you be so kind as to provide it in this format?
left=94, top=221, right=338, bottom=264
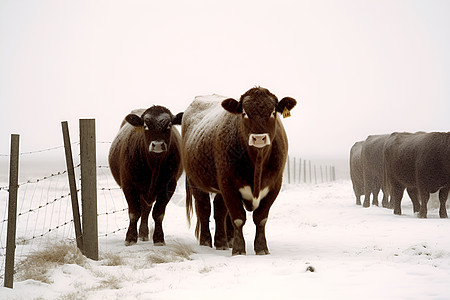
left=1, top=178, right=450, bottom=299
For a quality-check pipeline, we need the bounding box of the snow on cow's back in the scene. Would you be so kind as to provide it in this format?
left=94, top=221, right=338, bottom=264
left=183, top=94, right=230, bottom=142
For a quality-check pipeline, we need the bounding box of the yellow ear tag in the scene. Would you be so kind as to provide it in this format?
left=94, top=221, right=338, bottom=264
left=135, top=126, right=143, bottom=133
left=282, top=107, right=291, bottom=118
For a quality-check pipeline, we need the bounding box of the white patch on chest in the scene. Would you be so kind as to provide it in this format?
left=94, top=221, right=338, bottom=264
left=238, top=186, right=270, bottom=210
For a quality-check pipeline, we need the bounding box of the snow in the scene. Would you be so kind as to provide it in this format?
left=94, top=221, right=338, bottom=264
left=2, top=179, right=450, bottom=299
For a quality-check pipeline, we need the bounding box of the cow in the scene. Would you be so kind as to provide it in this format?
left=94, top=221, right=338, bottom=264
left=350, top=141, right=364, bottom=205
left=361, top=134, right=390, bottom=208
left=383, top=131, right=449, bottom=218
left=109, top=106, right=183, bottom=246
left=181, top=87, right=297, bottom=255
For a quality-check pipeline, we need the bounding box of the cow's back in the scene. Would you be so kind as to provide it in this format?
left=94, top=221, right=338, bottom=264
left=182, top=95, right=231, bottom=192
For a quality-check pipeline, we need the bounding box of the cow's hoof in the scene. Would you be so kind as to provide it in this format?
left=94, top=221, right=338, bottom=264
left=139, top=236, right=149, bottom=241
left=215, top=246, right=229, bottom=250
left=154, top=241, right=166, bottom=246
left=125, top=240, right=136, bottom=246
left=200, top=240, right=212, bottom=248
left=418, top=213, right=427, bottom=219
left=255, top=249, right=270, bottom=255
left=232, top=249, right=246, bottom=256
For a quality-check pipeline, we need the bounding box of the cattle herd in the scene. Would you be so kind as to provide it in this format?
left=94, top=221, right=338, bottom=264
left=350, top=132, right=450, bottom=219
left=109, top=87, right=297, bottom=255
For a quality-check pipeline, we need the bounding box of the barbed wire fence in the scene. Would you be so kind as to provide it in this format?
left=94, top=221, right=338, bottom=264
left=0, top=130, right=129, bottom=287
left=0, top=122, right=337, bottom=288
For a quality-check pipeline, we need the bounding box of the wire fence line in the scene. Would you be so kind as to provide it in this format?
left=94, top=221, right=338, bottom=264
left=0, top=142, right=129, bottom=282
left=0, top=136, right=338, bottom=284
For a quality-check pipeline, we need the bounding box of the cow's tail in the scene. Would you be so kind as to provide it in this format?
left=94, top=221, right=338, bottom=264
left=186, top=177, right=193, bottom=228
left=185, top=177, right=201, bottom=241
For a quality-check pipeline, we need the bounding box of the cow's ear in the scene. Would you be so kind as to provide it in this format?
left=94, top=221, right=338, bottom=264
left=221, top=98, right=242, bottom=114
left=172, top=112, right=183, bottom=125
left=125, top=114, right=144, bottom=127
left=276, top=97, right=297, bottom=113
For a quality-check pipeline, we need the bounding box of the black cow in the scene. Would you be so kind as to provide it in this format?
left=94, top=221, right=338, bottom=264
left=383, top=132, right=449, bottom=218
left=350, top=141, right=364, bottom=205
left=109, top=106, right=183, bottom=245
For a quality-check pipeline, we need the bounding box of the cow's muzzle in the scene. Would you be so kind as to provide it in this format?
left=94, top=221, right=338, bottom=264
left=149, top=140, right=167, bottom=153
left=248, top=134, right=271, bottom=148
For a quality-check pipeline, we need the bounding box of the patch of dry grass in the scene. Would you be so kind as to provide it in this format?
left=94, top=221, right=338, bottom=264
left=15, top=241, right=86, bottom=283
left=146, top=242, right=196, bottom=265
left=101, top=252, right=124, bottom=266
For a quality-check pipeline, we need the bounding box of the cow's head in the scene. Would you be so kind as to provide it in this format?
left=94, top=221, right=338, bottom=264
left=125, top=106, right=183, bottom=155
left=221, top=87, right=296, bottom=149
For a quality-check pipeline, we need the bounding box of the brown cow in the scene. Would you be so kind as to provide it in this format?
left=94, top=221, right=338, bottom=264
left=361, top=134, right=390, bottom=208
left=350, top=141, right=364, bottom=205
left=383, top=131, right=449, bottom=218
left=182, top=87, right=296, bottom=255
left=109, top=106, right=183, bottom=245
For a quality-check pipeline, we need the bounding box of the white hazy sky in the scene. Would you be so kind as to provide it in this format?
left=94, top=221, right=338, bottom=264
left=1, top=0, right=449, bottom=160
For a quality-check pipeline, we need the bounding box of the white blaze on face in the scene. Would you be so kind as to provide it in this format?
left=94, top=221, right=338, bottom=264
left=248, top=133, right=271, bottom=148
left=239, top=185, right=270, bottom=210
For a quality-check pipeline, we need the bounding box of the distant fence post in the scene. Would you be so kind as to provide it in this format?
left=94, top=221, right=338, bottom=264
left=62, top=121, right=84, bottom=253
left=80, top=119, right=98, bottom=261
left=287, top=156, right=291, bottom=184
left=4, top=134, right=19, bottom=288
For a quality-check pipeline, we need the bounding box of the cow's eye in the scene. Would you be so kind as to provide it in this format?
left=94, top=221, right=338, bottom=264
left=167, top=123, right=172, bottom=130
left=242, top=110, right=249, bottom=119
left=271, top=110, right=276, bottom=118
left=144, top=124, right=150, bottom=131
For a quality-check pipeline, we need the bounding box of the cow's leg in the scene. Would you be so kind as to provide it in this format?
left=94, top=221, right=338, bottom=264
left=418, top=189, right=430, bottom=218
left=152, top=180, right=177, bottom=246
left=438, top=187, right=449, bottom=218
left=381, top=189, right=389, bottom=208
left=138, top=195, right=153, bottom=241
left=372, top=189, right=380, bottom=206
left=252, top=188, right=279, bottom=255
left=362, top=192, right=371, bottom=208
left=406, top=188, right=420, bottom=213
left=213, top=194, right=229, bottom=250
left=225, top=213, right=234, bottom=248
left=392, top=184, right=405, bottom=215
left=192, top=187, right=212, bottom=247
left=355, top=194, right=361, bottom=206
left=123, top=188, right=141, bottom=246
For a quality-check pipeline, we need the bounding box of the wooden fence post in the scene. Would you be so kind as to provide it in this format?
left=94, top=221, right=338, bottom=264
left=4, top=134, right=19, bottom=288
left=80, top=119, right=98, bottom=260
left=299, top=158, right=302, bottom=184
left=287, top=156, right=291, bottom=184
left=62, top=121, right=84, bottom=253
left=293, top=157, right=296, bottom=184
left=309, top=160, right=312, bottom=183
left=303, top=160, right=306, bottom=183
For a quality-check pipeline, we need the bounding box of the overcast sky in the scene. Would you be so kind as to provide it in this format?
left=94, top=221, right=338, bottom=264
left=1, top=0, right=449, bottom=161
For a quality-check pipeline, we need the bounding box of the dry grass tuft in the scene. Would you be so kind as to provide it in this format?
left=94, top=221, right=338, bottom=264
left=15, top=241, right=86, bottom=283
left=101, top=252, right=124, bottom=266
left=146, top=242, right=196, bottom=265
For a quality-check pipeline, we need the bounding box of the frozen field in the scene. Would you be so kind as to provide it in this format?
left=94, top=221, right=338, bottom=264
left=1, top=175, right=450, bottom=299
